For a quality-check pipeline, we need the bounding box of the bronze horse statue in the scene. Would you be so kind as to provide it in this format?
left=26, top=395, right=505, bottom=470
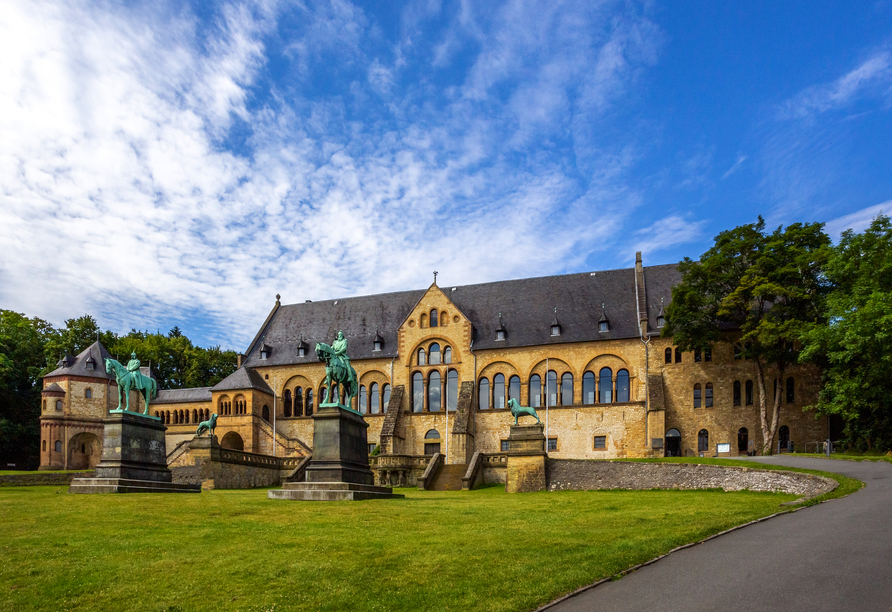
left=315, top=342, right=359, bottom=409
left=105, top=357, right=158, bottom=414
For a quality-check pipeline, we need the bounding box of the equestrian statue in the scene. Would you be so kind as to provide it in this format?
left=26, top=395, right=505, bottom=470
left=105, top=352, right=158, bottom=415
left=315, top=331, right=360, bottom=416
left=508, top=398, right=540, bottom=425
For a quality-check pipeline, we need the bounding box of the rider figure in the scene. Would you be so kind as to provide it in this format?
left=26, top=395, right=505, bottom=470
left=126, top=351, right=141, bottom=386
left=332, top=331, right=350, bottom=368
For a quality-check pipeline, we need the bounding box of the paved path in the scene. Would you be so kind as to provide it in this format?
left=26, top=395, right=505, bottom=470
left=546, top=457, right=892, bottom=612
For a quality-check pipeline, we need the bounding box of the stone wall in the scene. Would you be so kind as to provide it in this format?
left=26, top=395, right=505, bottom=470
left=546, top=459, right=837, bottom=497
left=170, top=440, right=301, bottom=489
left=0, top=471, right=94, bottom=486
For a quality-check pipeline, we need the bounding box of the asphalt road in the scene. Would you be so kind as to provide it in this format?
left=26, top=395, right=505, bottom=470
left=545, top=456, right=892, bottom=612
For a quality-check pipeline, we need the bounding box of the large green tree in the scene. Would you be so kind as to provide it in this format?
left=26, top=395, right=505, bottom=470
left=662, top=217, right=831, bottom=454
left=800, top=215, right=892, bottom=451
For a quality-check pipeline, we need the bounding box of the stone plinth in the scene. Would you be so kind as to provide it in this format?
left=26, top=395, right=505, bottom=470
left=69, top=411, right=200, bottom=494
left=269, top=404, right=402, bottom=501
left=506, top=423, right=547, bottom=493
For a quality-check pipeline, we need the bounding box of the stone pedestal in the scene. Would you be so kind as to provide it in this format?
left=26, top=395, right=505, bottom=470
left=268, top=404, right=402, bottom=501
left=505, top=423, right=547, bottom=493
left=69, top=412, right=200, bottom=494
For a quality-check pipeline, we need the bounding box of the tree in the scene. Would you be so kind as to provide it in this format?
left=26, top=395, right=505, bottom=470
left=662, top=217, right=831, bottom=454
left=800, top=215, right=892, bottom=452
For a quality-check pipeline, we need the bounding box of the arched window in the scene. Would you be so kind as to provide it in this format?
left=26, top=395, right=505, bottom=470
left=583, top=371, right=595, bottom=405
left=547, top=370, right=558, bottom=407
left=370, top=383, right=380, bottom=414
left=55, top=440, right=62, bottom=452
left=616, top=370, right=630, bottom=403
left=430, top=309, right=438, bottom=327
left=599, top=368, right=613, bottom=404
left=733, top=381, right=741, bottom=406
left=478, top=378, right=490, bottom=410
left=320, top=385, right=328, bottom=405
left=693, top=383, right=702, bottom=408
left=508, top=375, right=521, bottom=402
left=262, top=405, right=270, bottom=422
left=418, top=348, right=426, bottom=366
left=413, top=372, right=424, bottom=412
left=42, top=440, right=46, bottom=452
left=165, top=411, right=170, bottom=424
left=42, top=400, right=46, bottom=411
left=382, top=384, right=391, bottom=412
left=447, top=370, right=458, bottom=412
left=444, top=346, right=452, bottom=364
left=698, top=429, right=709, bottom=452
left=779, top=425, right=790, bottom=451
left=493, top=374, right=506, bottom=410
left=424, top=429, right=440, bottom=455
left=529, top=374, right=542, bottom=408
left=306, top=389, right=314, bottom=416
left=738, top=427, right=749, bottom=453
left=675, top=348, right=682, bottom=363
left=173, top=411, right=179, bottom=424
left=705, top=382, right=713, bottom=408
left=428, top=371, right=441, bottom=412
left=295, top=387, right=303, bottom=416
left=429, top=343, right=441, bottom=365
left=786, top=377, right=795, bottom=403
left=665, top=348, right=672, bottom=364
left=420, top=313, right=427, bottom=328
left=560, top=373, right=573, bottom=406
left=359, top=385, right=367, bottom=414
left=85, top=388, right=92, bottom=399
left=425, top=429, right=440, bottom=439
left=745, top=380, right=753, bottom=405
left=184, top=410, right=189, bottom=424
left=192, top=409, right=198, bottom=422
left=284, top=389, right=292, bottom=417
left=665, top=428, right=681, bottom=457
left=55, top=400, right=62, bottom=411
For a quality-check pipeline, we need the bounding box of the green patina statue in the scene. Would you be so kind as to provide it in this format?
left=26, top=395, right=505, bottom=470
left=105, top=356, right=158, bottom=416
left=196, top=413, right=217, bottom=436
left=508, top=398, right=540, bottom=425
left=316, top=331, right=361, bottom=416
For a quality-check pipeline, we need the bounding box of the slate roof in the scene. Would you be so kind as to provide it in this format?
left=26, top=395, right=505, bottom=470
left=42, top=382, right=65, bottom=394
left=211, top=367, right=274, bottom=394
left=242, top=263, right=682, bottom=367
left=43, top=341, right=116, bottom=380
left=154, top=387, right=213, bottom=404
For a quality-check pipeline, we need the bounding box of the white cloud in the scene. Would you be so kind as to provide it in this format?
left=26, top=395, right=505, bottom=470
left=825, top=200, right=892, bottom=238
left=631, top=215, right=707, bottom=259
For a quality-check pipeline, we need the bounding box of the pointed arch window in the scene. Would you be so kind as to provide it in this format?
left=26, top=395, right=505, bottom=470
left=508, top=375, right=521, bottom=402
left=693, top=383, right=702, bottom=408
left=370, top=383, right=380, bottom=414
left=599, top=368, right=613, bottom=404
left=429, top=371, right=442, bottom=412
left=616, top=369, right=630, bottom=403
left=583, top=371, right=596, bottom=405
left=478, top=378, right=490, bottom=410
left=529, top=374, right=542, bottom=408
left=493, top=374, right=506, bottom=410
left=560, top=373, right=573, bottom=406
left=429, top=343, right=441, bottom=365
left=447, top=370, right=458, bottom=412
left=430, top=309, right=438, bottom=327
left=413, top=372, right=424, bottom=412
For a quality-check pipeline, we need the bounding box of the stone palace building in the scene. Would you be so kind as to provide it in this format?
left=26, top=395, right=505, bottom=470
left=39, top=253, right=828, bottom=482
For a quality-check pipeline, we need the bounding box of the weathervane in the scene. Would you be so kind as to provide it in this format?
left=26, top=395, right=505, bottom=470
left=433, top=271, right=439, bottom=284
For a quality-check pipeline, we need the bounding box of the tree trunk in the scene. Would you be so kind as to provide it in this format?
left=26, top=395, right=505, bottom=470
left=755, top=358, right=783, bottom=455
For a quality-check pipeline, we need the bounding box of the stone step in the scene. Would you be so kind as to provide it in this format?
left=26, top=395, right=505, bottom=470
left=429, top=464, right=467, bottom=491
left=68, top=478, right=201, bottom=494
left=280, top=481, right=392, bottom=493
left=268, top=488, right=404, bottom=501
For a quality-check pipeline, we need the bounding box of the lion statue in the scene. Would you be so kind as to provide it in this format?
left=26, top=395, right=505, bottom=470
left=507, top=398, right=540, bottom=425
left=196, top=413, right=218, bottom=437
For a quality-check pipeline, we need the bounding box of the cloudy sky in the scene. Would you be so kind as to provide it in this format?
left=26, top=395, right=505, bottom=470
left=1, top=1, right=891, bottom=350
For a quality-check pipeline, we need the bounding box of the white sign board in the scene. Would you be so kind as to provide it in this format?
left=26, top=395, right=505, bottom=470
left=717, top=443, right=730, bottom=453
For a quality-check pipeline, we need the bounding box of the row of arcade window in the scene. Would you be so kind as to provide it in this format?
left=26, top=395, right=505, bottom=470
left=478, top=368, right=631, bottom=410
left=665, top=347, right=712, bottom=364
left=155, top=408, right=212, bottom=425
left=218, top=397, right=248, bottom=416
left=417, top=343, right=453, bottom=365
left=420, top=309, right=443, bottom=328
left=694, top=378, right=796, bottom=408
left=282, top=384, right=393, bottom=416
left=412, top=370, right=459, bottom=412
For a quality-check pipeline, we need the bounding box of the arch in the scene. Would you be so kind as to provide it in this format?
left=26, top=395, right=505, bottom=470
left=674, top=347, right=682, bottom=363
left=284, top=389, right=292, bottom=417
left=382, top=384, right=391, bottom=412
left=664, top=347, right=672, bottom=364
left=234, top=394, right=247, bottom=415
left=412, top=372, right=424, bottom=412
left=546, top=370, right=558, bottom=407
left=493, top=373, right=506, bottom=410
left=68, top=432, right=101, bottom=470
left=423, top=428, right=440, bottom=455
left=582, top=371, right=595, bottom=405
left=560, top=373, right=573, bottom=406
left=192, top=409, right=198, bottom=422
left=705, top=382, right=713, bottom=408
left=370, top=382, right=380, bottom=414
left=218, top=394, right=231, bottom=416
left=738, top=427, right=749, bottom=453
left=745, top=380, right=754, bottom=405
left=693, top=383, right=702, bottom=408
left=665, top=428, right=681, bottom=457
left=779, top=425, right=790, bottom=451
left=420, top=313, right=427, bottom=328
left=184, top=410, right=189, bottom=424
left=429, top=343, right=441, bottom=365
left=698, top=429, right=709, bottom=452
left=529, top=374, right=542, bottom=408
left=173, top=411, right=179, bottom=425
left=480, top=360, right=521, bottom=380
left=55, top=400, right=63, bottom=411
left=424, top=429, right=440, bottom=439
left=733, top=381, right=741, bottom=406
left=305, top=388, right=314, bottom=416
left=599, top=368, right=613, bottom=404
left=428, top=371, right=442, bottom=412
left=358, top=385, right=368, bottom=414
left=55, top=440, right=62, bottom=452
left=84, top=388, right=92, bottom=399
left=417, top=347, right=427, bottom=366
left=508, top=375, right=521, bottom=402
left=221, top=431, right=244, bottom=451
left=478, top=377, right=490, bottom=410
left=786, top=377, right=795, bottom=403
left=165, top=410, right=170, bottom=424
left=616, top=369, right=630, bottom=403
left=262, top=405, right=270, bottom=422
left=444, top=346, right=452, bottom=364
left=446, top=369, right=458, bottom=412
left=294, top=386, right=304, bottom=416
left=430, top=309, right=438, bottom=327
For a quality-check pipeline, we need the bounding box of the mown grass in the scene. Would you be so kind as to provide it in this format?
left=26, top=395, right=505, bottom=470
left=0, top=483, right=808, bottom=612
left=0, top=470, right=88, bottom=476
left=787, top=451, right=892, bottom=464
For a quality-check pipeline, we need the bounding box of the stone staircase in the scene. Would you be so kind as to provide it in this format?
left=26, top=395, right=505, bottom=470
left=429, top=463, right=467, bottom=491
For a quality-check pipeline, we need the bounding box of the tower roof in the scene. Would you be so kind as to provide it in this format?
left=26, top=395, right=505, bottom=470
left=43, top=341, right=115, bottom=380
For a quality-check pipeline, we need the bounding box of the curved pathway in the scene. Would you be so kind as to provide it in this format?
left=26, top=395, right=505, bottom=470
left=545, top=457, right=892, bottom=612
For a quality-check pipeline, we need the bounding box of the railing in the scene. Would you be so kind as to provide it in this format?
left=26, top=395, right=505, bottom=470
left=213, top=446, right=303, bottom=471
left=418, top=453, right=443, bottom=490
left=166, top=439, right=193, bottom=464
left=286, top=454, right=312, bottom=482
left=462, top=451, right=484, bottom=490
left=481, top=452, right=508, bottom=465
left=255, top=418, right=312, bottom=456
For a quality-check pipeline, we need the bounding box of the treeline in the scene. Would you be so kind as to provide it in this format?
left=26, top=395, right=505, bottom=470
left=665, top=215, right=892, bottom=454
left=0, top=313, right=237, bottom=466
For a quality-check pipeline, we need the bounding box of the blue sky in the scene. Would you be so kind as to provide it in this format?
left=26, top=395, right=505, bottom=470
left=1, top=0, right=890, bottom=351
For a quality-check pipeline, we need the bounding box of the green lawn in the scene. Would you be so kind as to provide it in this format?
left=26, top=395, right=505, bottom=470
left=0, top=474, right=840, bottom=612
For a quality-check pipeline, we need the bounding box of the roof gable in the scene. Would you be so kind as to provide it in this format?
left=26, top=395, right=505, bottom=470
left=43, top=341, right=115, bottom=380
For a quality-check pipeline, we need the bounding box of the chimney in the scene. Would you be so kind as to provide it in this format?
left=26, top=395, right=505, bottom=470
left=237, top=353, right=243, bottom=368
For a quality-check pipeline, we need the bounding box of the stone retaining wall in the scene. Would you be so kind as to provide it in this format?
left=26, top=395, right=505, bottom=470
left=0, top=471, right=94, bottom=486
left=546, top=460, right=837, bottom=498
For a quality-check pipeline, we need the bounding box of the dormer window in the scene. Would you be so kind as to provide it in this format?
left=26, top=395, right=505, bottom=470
left=599, top=320, right=609, bottom=332
left=550, top=309, right=561, bottom=336
left=373, top=329, right=383, bottom=352
left=85, top=357, right=95, bottom=370
left=656, top=316, right=665, bottom=328
left=259, top=343, right=271, bottom=360
left=495, top=314, right=506, bottom=341
left=297, top=337, right=307, bottom=358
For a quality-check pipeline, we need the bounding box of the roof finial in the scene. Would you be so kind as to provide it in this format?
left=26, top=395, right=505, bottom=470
left=433, top=271, right=438, bottom=284
left=276, top=293, right=281, bottom=303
